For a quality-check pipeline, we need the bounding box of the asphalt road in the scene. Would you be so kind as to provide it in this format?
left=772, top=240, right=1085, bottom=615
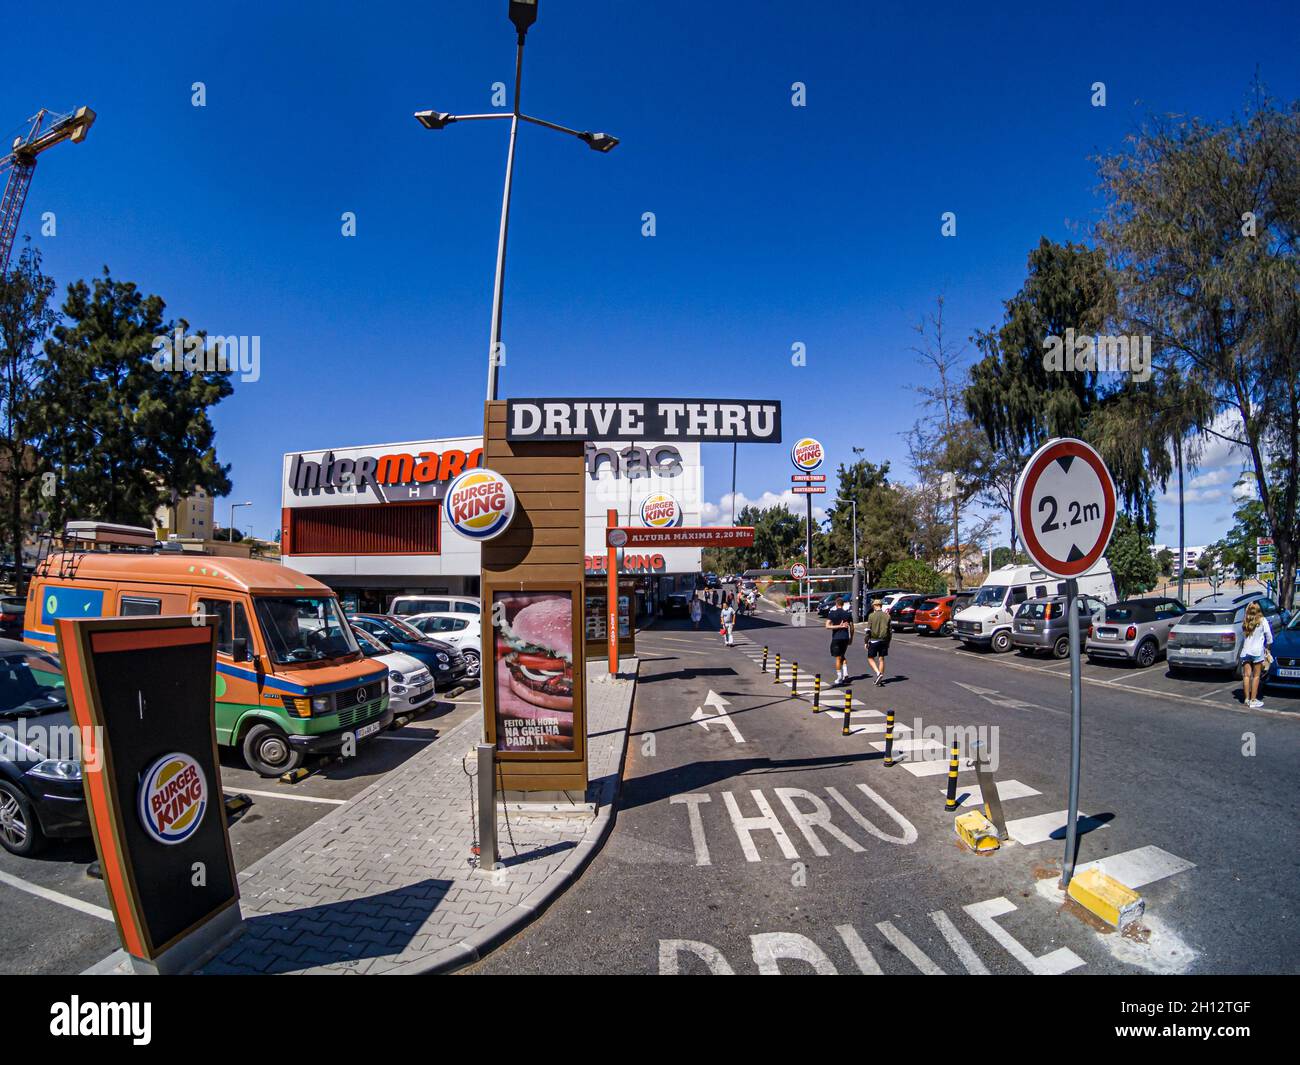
left=467, top=594, right=1300, bottom=975
left=0, top=690, right=481, bottom=976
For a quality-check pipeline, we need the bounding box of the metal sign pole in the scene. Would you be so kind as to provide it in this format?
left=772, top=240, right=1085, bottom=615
left=1063, top=576, right=1082, bottom=887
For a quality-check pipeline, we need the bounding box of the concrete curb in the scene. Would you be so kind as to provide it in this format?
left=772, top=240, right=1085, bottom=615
left=387, top=661, right=640, bottom=975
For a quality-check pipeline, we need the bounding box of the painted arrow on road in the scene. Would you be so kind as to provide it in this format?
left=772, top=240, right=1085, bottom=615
left=953, top=682, right=1064, bottom=715
left=691, top=690, right=745, bottom=744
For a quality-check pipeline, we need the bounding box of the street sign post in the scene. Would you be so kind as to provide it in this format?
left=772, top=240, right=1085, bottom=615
left=1013, top=438, right=1118, bottom=888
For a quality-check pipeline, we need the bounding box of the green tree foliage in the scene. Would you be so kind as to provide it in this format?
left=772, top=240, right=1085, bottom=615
left=822, top=458, right=916, bottom=583
left=1095, top=96, right=1300, bottom=605
left=879, top=558, right=946, bottom=595
left=30, top=270, right=233, bottom=530
left=1155, top=547, right=1174, bottom=576
left=1107, top=513, right=1160, bottom=599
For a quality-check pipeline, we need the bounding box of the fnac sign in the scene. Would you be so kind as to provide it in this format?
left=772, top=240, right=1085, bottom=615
left=446, top=469, right=516, bottom=540
left=791, top=437, right=824, bottom=473
left=138, top=753, right=208, bottom=846
left=640, top=493, right=682, bottom=528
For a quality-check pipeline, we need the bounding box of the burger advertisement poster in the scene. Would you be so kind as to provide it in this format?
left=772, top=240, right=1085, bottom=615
left=491, top=591, right=578, bottom=753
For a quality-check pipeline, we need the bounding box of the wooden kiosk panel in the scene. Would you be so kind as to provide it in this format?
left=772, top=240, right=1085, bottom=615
left=481, top=401, right=588, bottom=793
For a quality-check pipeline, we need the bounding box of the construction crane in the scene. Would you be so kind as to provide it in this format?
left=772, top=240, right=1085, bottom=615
left=0, top=105, right=95, bottom=276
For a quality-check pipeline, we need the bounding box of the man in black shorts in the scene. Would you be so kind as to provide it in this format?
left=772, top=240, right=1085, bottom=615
left=865, top=597, right=891, bottom=685
left=825, top=595, right=854, bottom=685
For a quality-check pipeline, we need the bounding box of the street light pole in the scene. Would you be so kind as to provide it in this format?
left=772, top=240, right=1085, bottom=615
left=416, top=1, right=619, bottom=403
left=229, top=501, right=251, bottom=542
left=838, top=497, right=859, bottom=620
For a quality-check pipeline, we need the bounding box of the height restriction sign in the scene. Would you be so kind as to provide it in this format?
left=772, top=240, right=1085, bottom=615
left=1013, top=438, right=1117, bottom=579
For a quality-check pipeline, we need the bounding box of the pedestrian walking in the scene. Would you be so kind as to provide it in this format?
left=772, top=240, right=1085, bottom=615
left=1240, top=601, right=1274, bottom=709
left=825, top=594, right=854, bottom=685
left=865, top=598, right=892, bottom=686
left=720, top=601, right=736, bottom=646
left=689, top=596, right=703, bottom=630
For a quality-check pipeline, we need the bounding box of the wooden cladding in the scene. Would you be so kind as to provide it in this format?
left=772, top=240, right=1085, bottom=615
left=284, top=501, right=440, bottom=556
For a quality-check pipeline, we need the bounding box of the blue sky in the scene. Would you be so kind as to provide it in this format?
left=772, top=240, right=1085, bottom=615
left=6, top=0, right=1298, bottom=548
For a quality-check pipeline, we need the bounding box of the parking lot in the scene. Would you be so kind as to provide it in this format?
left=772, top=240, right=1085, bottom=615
left=0, top=688, right=481, bottom=976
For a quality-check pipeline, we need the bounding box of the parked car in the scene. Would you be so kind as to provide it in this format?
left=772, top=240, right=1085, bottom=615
left=351, top=627, right=435, bottom=715
left=954, top=562, right=1116, bottom=653
left=888, top=594, right=929, bottom=632
left=388, top=594, right=479, bottom=618
left=0, top=640, right=88, bottom=856
left=912, top=594, right=967, bottom=636
left=1266, top=610, right=1300, bottom=693
left=1011, top=594, right=1107, bottom=659
left=348, top=614, right=470, bottom=690
left=663, top=594, right=692, bottom=618
left=1085, top=597, right=1186, bottom=668
left=0, top=596, right=24, bottom=641
left=406, top=612, right=482, bottom=680
left=1166, top=592, right=1287, bottom=677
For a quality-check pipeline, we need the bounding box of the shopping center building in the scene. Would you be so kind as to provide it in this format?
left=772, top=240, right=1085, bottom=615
left=280, top=434, right=703, bottom=617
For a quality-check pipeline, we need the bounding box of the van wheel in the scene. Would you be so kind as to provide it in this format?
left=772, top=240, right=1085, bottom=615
left=991, top=630, right=1012, bottom=653
left=1052, top=635, right=1070, bottom=659
left=1135, top=639, right=1158, bottom=668
left=242, top=724, right=303, bottom=778
left=0, top=782, right=46, bottom=857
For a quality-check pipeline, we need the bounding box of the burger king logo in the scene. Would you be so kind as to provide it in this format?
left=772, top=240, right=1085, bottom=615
left=639, top=493, right=681, bottom=528
left=138, top=753, right=208, bottom=846
left=446, top=468, right=516, bottom=540
left=791, top=437, right=824, bottom=472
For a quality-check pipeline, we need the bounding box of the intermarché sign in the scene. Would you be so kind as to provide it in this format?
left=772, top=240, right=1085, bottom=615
left=507, top=399, right=783, bottom=442
left=287, top=447, right=483, bottom=501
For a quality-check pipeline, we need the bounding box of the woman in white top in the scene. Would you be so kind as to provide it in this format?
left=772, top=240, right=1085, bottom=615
left=689, top=597, right=703, bottom=630
left=1240, top=601, right=1273, bottom=709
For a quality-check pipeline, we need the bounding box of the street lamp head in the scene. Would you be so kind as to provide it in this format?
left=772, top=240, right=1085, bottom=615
left=414, top=110, right=457, bottom=130
left=580, top=131, right=619, bottom=153
left=508, top=0, right=538, bottom=38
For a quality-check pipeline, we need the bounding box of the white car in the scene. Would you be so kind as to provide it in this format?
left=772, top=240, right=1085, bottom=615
left=406, top=612, right=481, bottom=680
left=352, top=626, right=435, bottom=714
left=389, top=594, right=480, bottom=619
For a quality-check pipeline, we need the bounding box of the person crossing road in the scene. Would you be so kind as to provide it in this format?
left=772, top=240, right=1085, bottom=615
left=865, top=597, right=892, bottom=686
left=825, top=595, right=854, bottom=685
left=719, top=600, right=736, bottom=646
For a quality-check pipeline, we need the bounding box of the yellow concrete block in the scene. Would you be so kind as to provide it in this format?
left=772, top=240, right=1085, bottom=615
left=954, top=810, right=1000, bottom=853
left=1067, top=868, right=1144, bottom=930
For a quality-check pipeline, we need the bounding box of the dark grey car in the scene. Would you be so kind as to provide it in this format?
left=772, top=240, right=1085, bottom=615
left=1086, top=597, right=1186, bottom=668
left=1011, top=594, right=1106, bottom=659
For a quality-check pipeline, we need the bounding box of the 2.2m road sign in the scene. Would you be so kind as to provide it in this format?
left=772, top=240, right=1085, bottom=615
left=1013, top=438, right=1118, bottom=579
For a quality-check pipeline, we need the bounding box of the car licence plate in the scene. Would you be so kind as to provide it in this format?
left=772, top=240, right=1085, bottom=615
left=355, top=720, right=383, bottom=740
left=1181, top=647, right=1211, bottom=656
left=1277, top=668, right=1300, bottom=678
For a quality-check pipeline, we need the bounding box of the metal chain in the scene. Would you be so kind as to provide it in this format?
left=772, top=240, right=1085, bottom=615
left=461, top=752, right=479, bottom=868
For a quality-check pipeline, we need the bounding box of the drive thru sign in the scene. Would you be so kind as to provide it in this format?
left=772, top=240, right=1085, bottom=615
left=1012, top=438, right=1118, bottom=891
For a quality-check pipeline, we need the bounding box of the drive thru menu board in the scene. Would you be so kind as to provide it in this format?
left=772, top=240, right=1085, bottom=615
left=584, top=577, right=635, bottom=658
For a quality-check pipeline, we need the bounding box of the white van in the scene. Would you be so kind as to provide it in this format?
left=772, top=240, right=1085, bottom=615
left=953, top=561, right=1116, bottom=653
left=388, top=594, right=480, bottom=618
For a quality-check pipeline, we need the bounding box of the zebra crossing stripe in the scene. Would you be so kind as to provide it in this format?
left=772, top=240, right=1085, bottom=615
left=1075, top=845, right=1195, bottom=888
left=1004, top=809, right=1109, bottom=847
left=941, top=780, right=1040, bottom=807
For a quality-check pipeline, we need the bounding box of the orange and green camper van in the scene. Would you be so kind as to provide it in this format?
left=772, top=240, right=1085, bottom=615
left=25, top=545, right=390, bottom=776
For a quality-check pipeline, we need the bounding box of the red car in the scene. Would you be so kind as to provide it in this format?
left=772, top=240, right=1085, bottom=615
left=912, top=594, right=971, bottom=636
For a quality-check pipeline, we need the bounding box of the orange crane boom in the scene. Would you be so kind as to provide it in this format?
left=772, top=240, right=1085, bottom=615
left=0, top=105, right=95, bottom=276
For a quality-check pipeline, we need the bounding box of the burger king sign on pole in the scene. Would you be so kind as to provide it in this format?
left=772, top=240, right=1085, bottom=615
left=790, top=437, right=825, bottom=473
left=639, top=492, right=682, bottom=528
left=446, top=468, right=516, bottom=540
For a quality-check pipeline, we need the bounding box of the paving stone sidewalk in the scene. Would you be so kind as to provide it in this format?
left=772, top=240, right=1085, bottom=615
left=196, top=659, right=638, bottom=974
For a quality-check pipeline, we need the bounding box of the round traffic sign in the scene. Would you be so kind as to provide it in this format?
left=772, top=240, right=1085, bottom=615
left=1013, top=438, right=1117, bottom=578
left=790, top=563, right=807, bottom=579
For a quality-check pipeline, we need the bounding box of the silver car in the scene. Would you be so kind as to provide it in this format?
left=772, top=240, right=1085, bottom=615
left=1166, top=592, right=1287, bottom=676
left=1012, top=594, right=1106, bottom=658
left=1086, top=597, right=1186, bottom=668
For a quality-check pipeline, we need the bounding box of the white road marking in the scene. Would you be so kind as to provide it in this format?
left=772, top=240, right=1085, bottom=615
left=869, top=738, right=945, bottom=754
left=835, top=924, right=884, bottom=974
left=875, top=921, right=945, bottom=974
left=1076, top=845, right=1196, bottom=888
left=223, top=786, right=347, bottom=806
left=0, top=869, right=114, bottom=922
left=930, top=910, right=990, bottom=974
left=964, top=897, right=1084, bottom=975
left=1004, top=809, right=1109, bottom=847
left=671, top=794, right=713, bottom=866
left=899, top=758, right=954, bottom=778
left=943, top=780, right=1041, bottom=806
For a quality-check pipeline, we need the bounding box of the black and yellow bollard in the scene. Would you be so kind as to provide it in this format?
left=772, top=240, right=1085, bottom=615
left=761, top=646, right=769, bottom=673
left=842, top=690, right=852, bottom=735
left=774, top=653, right=782, bottom=684
left=791, top=660, right=799, bottom=695
left=944, top=741, right=960, bottom=810
left=883, top=710, right=896, bottom=767
left=812, top=674, right=822, bottom=712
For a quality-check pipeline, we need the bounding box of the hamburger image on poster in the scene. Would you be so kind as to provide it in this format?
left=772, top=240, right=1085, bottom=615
left=492, top=593, right=575, bottom=752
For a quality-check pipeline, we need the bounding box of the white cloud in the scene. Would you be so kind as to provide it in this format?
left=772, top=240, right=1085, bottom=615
left=702, top=490, right=828, bottom=527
